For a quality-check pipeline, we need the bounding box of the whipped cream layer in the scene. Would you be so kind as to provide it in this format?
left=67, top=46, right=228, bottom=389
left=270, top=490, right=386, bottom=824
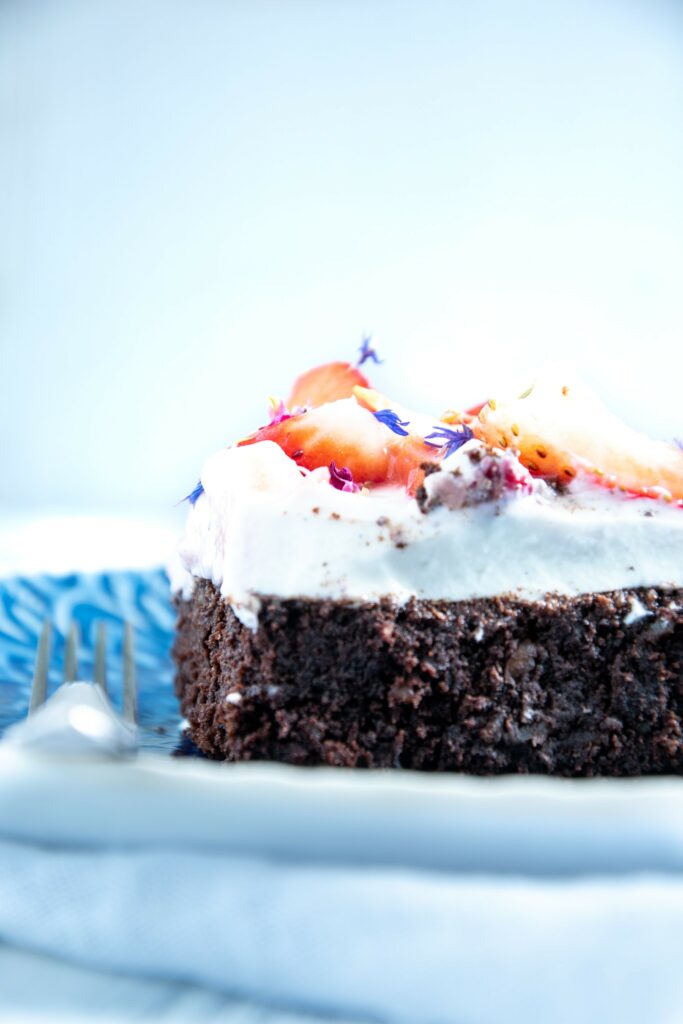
left=170, top=440, right=683, bottom=627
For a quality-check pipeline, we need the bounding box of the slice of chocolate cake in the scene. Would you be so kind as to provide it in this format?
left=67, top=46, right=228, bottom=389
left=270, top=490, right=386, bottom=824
left=171, top=349, right=683, bottom=775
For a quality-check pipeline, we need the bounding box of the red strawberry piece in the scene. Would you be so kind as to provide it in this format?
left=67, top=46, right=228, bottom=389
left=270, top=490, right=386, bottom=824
left=238, top=399, right=390, bottom=483
left=380, top=435, right=439, bottom=494
left=476, top=374, right=683, bottom=502
left=287, top=362, right=371, bottom=410
left=239, top=396, right=445, bottom=493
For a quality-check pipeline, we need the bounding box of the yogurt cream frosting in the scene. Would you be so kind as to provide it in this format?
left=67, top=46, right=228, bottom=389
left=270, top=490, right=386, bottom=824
left=171, top=438, right=683, bottom=629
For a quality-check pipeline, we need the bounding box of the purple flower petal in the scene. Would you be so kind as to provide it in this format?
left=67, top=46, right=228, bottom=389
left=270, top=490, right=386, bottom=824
left=268, top=398, right=293, bottom=425
left=374, top=409, right=410, bottom=436
left=424, top=425, right=474, bottom=458
left=329, top=461, right=361, bottom=493
left=356, top=335, right=383, bottom=367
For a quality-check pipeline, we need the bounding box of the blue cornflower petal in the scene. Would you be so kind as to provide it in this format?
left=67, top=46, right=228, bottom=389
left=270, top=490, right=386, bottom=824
left=357, top=335, right=383, bottom=367
left=374, top=409, right=410, bottom=436
left=424, top=425, right=474, bottom=458
left=184, top=481, right=204, bottom=506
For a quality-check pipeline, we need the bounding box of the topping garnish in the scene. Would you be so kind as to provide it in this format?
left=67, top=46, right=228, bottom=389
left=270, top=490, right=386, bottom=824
left=184, top=481, right=204, bottom=506
left=476, top=374, right=683, bottom=502
left=373, top=409, right=410, bottom=436
left=238, top=395, right=445, bottom=495
left=329, top=461, right=361, bottom=493
left=462, top=401, right=487, bottom=418
left=267, top=396, right=308, bottom=424
left=417, top=448, right=535, bottom=514
left=267, top=397, right=293, bottom=425
left=288, top=361, right=371, bottom=410
left=207, top=352, right=683, bottom=509
left=424, top=425, right=474, bottom=458
left=356, top=335, right=383, bottom=367
left=238, top=398, right=391, bottom=483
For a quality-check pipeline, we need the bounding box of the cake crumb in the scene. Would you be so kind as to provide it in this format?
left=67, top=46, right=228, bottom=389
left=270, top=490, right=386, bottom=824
left=624, top=596, right=651, bottom=626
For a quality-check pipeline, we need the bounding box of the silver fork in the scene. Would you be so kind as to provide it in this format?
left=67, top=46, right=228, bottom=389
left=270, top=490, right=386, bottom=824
left=4, top=621, right=138, bottom=757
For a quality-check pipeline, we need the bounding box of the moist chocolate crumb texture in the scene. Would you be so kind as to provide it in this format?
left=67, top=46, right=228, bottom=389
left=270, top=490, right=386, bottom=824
left=170, top=346, right=683, bottom=775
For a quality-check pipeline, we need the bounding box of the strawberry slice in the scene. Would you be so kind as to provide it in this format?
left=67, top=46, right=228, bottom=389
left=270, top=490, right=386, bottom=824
left=386, top=434, right=442, bottom=494
left=287, top=361, right=371, bottom=410
left=238, top=398, right=390, bottom=483
left=353, top=385, right=478, bottom=492
left=475, top=373, right=683, bottom=501
left=239, top=395, right=453, bottom=493
left=351, top=385, right=387, bottom=414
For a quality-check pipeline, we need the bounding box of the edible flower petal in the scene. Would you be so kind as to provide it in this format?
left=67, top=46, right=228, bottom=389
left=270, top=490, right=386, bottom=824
left=424, top=425, right=474, bottom=458
left=329, top=461, right=361, bottom=493
left=356, top=335, right=383, bottom=367
left=267, top=397, right=292, bottom=425
left=373, top=409, right=410, bottom=436
left=184, top=481, right=204, bottom=506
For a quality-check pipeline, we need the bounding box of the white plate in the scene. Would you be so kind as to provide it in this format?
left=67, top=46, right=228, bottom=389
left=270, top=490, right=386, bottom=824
left=2, top=747, right=682, bottom=875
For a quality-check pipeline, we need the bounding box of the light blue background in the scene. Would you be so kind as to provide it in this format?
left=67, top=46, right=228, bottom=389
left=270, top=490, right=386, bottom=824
left=2, top=0, right=682, bottom=512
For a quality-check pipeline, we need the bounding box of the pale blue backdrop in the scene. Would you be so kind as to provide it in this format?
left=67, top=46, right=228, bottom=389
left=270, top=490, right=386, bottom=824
left=2, top=0, right=682, bottom=512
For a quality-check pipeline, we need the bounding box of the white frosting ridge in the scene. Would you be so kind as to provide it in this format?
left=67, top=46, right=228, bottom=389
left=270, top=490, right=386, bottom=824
left=170, top=440, right=683, bottom=624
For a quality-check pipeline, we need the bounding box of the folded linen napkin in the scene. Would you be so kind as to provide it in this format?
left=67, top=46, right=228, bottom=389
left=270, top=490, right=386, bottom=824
left=0, top=945, right=331, bottom=1024
left=1, top=837, right=683, bottom=1024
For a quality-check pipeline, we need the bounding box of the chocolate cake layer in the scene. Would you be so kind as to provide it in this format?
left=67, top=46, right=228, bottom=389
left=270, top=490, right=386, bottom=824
left=173, top=580, right=683, bottom=775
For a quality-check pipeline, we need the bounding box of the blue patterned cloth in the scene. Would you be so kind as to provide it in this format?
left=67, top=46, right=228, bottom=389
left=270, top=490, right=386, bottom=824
left=0, top=571, right=180, bottom=753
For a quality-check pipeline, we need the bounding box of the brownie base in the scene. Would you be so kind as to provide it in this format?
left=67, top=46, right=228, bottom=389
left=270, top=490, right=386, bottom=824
left=173, top=580, right=683, bottom=776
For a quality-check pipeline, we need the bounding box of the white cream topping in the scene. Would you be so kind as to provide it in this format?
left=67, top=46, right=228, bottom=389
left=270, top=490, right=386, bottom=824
left=170, top=440, right=683, bottom=627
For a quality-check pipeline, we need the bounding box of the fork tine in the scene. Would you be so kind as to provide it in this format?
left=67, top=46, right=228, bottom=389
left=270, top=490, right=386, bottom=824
left=63, top=622, right=80, bottom=683
left=94, top=622, right=107, bottom=694
left=122, top=622, right=137, bottom=725
left=29, top=621, right=52, bottom=715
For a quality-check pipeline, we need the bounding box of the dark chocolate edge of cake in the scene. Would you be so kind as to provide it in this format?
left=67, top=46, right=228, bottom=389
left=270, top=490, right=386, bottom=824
left=172, top=580, right=683, bottom=776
